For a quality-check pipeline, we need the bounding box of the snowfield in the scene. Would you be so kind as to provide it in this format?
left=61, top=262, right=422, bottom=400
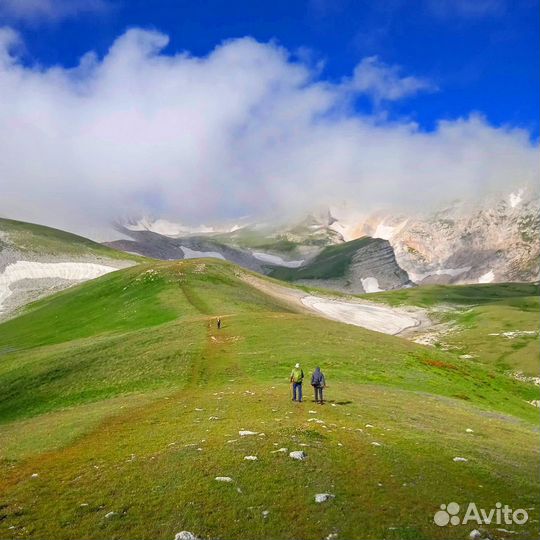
left=301, top=295, right=420, bottom=335
left=252, top=252, right=304, bottom=268
left=478, top=270, right=495, bottom=283
left=0, top=261, right=117, bottom=312
left=360, top=277, right=383, bottom=293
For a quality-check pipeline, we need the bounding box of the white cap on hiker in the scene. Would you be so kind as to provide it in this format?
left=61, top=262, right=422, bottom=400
left=295, top=363, right=300, bottom=368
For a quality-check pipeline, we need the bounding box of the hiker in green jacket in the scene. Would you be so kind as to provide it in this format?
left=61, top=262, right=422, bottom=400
left=290, top=362, right=304, bottom=402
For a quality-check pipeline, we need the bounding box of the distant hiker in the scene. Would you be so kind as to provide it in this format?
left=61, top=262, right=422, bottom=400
left=217, top=317, right=222, bottom=330
left=290, top=362, right=304, bottom=402
left=311, top=366, right=326, bottom=405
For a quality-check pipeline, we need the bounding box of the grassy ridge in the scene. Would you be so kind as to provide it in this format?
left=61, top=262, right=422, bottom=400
left=0, top=217, right=145, bottom=261
left=270, top=237, right=377, bottom=280
left=0, top=260, right=538, bottom=539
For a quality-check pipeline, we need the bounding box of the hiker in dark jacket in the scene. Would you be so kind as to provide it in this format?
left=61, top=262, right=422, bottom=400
left=311, top=366, right=326, bottom=404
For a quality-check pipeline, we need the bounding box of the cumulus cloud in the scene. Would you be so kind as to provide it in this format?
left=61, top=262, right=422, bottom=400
left=0, top=27, right=537, bottom=238
left=349, top=55, right=436, bottom=103
left=0, top=0, right=110, bottom=23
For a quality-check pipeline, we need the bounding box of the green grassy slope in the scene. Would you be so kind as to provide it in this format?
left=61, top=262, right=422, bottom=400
left=0, top=261, right=538, bottom=540
left=269, top=237, right=377, bottom=281
left=365, top=283, right=540, bottom=376
left=0, top=217, right=145, bottom=262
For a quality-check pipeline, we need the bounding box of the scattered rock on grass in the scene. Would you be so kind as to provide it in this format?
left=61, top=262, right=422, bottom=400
left=105, top=511, right=118, bottom=518
left=453, top=457, right=468, bottom=462
left=174, top=532, right=200, bottom=540
left=271, top=447, right=288, bottom=454
left=31, top=473, right=39, bottom=478
left=239, top=430, right=258, bottom=436
left=215, top=476, right=233, bottom=482
left=315, top=493, right=335, bottom=503
left=262, top=510, right=270, bottom=518
left=371, top=442, right=381, bottom=447
left=244, top=455, right=258, bottom=461
left=466, top=428, right=474, bottom=433
left=469, top=530, right=481, bottom=540
left=289, top=450, right=307, bottom=460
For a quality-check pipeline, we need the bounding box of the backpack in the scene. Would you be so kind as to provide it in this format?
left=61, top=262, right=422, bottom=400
left=311, top=370, right=323, bottom=387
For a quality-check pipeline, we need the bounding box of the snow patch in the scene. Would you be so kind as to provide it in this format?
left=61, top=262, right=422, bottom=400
left=252, top=252, right=304, bottom=268
left=509, top=189, right=523, bottom=208
left=478, top=270, right=494, bottom=283
left=360, top=277, right=383, bottom=293
left=181, top=246, right=226, bottom=260
left=301, top=296, right=419, bottom=335
left=0, top=261, right=116, bottom=313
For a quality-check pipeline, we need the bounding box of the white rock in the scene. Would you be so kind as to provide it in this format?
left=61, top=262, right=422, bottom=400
left=215, top=476, right=233, bottom=482
left=239, top=430, right=258, bottom=436
left=365, top=424, right=374, bottom=428
left=208, top=416, right=219, bottom=420
left=105, top=511, right=117, bottom=518
left=466, top=428, right=474, bottom=433
left=271, top=447, right=288, bottom=454
left=469, top=530, right=481, bottom=540
left=371, top=442, right=381, bottom=447
left=31, top=473, right=39, bottom=478
left=289, top=450, right=307, bottom=460
left=244, top=455, right=258, bottom=461
left=308, top=410, right=317, bottom=414
left=175, top=532, right=200, bottom=540
left=262, top=510, right=270, bottom=518
left=453, top=457, right=468, bottom=462
left=315, top=493, right=335, bottom=503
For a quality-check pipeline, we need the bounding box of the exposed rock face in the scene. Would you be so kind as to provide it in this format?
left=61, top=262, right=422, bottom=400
left=332, top=186, right=540, bottom=285
left=295, top=238, right=411, bottom=294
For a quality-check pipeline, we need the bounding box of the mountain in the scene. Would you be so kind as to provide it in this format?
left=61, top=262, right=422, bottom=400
left=0, top=258, right=538, bottom=539
left=269, top=237, right=411, bottom=293
left=107, top=218, right=410, bottom=294
left=0, top=217, right=143, bottom=320
left=331, top=185, right=540, bottom=285
left=109, top=186, right=539, bottom=294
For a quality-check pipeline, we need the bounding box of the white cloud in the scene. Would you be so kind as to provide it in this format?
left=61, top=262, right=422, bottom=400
left=0, top=0, right=110, bottom=23
left=349, top=55, right=436, bottom=103
left=0, top=27, right=537, bottom=238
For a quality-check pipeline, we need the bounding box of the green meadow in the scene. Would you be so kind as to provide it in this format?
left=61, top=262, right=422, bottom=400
left=0, top=260, right=538, bottom=540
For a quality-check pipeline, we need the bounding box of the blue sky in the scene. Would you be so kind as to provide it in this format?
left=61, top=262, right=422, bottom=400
left=4, top=0, right=538, bottom=135
left=0, top=0, right=538, bottom=235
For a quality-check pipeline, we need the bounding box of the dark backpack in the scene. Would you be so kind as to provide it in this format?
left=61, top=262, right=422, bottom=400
left=311, top=370, right=323, bottom=387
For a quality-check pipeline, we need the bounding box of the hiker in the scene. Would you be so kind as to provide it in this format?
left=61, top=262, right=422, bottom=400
left=311, top=366, right=326, bottom=404
left=290, top=363, right=304, bottom=402
left=217, top=317, right=222, bottom=330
